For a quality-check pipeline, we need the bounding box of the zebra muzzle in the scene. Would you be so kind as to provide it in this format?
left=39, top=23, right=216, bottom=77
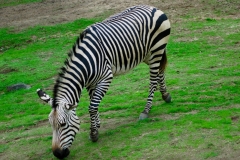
left=53, top=148, right=70, bottom=159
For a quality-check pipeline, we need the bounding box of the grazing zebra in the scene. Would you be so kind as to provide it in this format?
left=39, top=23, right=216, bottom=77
left=37, top=5, right=171, bottom=159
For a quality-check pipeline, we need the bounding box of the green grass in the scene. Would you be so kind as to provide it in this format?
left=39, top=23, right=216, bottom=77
left=0, top=2, right=240, bottom=160
left=0, top=18, right=99, bottom=129
left=0, top=0, right=42, bottom=8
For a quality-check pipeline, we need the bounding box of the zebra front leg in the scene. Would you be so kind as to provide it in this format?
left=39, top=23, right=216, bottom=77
left=88, top=90, right=107, bottom=142
left=157, top=71, right=171, bottom=103
left=87, top=87, right=101, bottom=142
left=89, top=108, right=100, bottom=142
left=88, top=74, right=113, bottom=142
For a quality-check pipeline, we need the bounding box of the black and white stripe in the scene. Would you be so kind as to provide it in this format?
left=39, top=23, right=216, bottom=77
left=38, top=5, right=171, bottom=159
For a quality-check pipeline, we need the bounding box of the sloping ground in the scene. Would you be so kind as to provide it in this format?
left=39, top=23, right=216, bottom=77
left=0, top=0, right=239, bottom=30
left=0, top=0, right=239, bottom=159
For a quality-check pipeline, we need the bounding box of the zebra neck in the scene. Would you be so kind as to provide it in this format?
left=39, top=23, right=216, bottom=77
left=53, top=62, right=85, bottom=107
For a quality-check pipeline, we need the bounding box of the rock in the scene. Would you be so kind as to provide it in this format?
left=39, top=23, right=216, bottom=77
left=7, top=83, right=31, bottom=91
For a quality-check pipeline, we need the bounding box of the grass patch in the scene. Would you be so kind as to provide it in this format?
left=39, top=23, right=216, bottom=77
left=0, top=18, right=99, bottom=130
left=0, top=0, right=42, bottom=8
left=0, top=2, right=240, bottom=160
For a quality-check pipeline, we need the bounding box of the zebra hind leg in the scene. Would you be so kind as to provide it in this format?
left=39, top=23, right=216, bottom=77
left=157, top=71, right=171, bottom=103
left=139, top=48, right=171, bottom=120
left=139, top=72, right=171, bottom=120
left=139, top=57, right=161, bottom=120
left=139, top=79, right=158, bottom=120
left=159, top=49, right=171, bottom=103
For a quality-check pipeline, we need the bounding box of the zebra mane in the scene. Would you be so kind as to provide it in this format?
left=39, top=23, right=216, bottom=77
left=53, top=28, right=90, bottom=108
left=53, top=50, right=73, bottom=108
left=102, top=5, right=150, bottom=23
left=102, top=7, right=135, bottom=23
left=80, top=29, right=87, bottom=41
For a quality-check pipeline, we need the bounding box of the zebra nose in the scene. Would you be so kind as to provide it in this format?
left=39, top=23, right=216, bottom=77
left=53, top=148, right=70, bottom=159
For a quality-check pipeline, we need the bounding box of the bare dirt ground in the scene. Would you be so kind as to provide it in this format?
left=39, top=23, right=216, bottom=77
left=1, top=0, right=239, bottom=31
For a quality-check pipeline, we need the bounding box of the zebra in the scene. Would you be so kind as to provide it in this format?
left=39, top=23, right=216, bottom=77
left=37, top=5, right=171, bottom=159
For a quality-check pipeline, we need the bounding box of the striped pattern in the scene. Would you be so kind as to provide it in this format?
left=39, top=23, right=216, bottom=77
left=48, top=107, right=80, bottom=150
left=40, top=5, right=171, bottom=158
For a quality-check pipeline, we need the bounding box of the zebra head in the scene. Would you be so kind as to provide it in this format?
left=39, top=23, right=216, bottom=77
left=37, top=89, right=80, bottom=159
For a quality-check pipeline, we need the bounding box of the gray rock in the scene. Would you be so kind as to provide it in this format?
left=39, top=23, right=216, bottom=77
left=7, top=83, right=31, bottom=91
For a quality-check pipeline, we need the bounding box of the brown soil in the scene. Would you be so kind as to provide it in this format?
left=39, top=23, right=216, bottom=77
left=1, top=0, right=239, bottom=31
left=0, top=66, right=17, bottom=74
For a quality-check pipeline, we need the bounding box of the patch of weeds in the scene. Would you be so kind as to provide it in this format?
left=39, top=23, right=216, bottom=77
left=206, top=18, right=216, bottom=21
left=0, top=144, right=9, bottom=153
left=203, top=151, right=219, bottom=159
left=0, top=0, right=41, bottom=8
left=167, top=107, right=191, bottom=114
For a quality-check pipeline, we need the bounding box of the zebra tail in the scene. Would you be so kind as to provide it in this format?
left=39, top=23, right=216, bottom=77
left=159, top=49, right=167, bottom=72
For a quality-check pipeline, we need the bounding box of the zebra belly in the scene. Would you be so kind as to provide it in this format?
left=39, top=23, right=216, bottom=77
left=111, top=60, right=140, bottom=76
left=112, top=65, right=133, bottom=76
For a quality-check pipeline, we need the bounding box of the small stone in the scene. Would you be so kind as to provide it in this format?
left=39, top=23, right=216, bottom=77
left=7, top=83, right=31, bottom=92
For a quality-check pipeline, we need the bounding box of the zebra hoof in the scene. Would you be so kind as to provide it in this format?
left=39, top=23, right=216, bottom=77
left=139, top=112, right=148, bottom=120
left=162, top=93, right=171, bottom=103
left=89, top=130, right=99, bottom=142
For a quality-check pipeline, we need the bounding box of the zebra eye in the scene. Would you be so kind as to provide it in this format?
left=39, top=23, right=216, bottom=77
left=60, top=123, right=66, bottom=127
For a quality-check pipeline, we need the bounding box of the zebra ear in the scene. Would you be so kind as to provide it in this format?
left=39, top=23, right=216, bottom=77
left=65, top=103, right=78, bottom=110
left=37, top=89, right=53, bottom=107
